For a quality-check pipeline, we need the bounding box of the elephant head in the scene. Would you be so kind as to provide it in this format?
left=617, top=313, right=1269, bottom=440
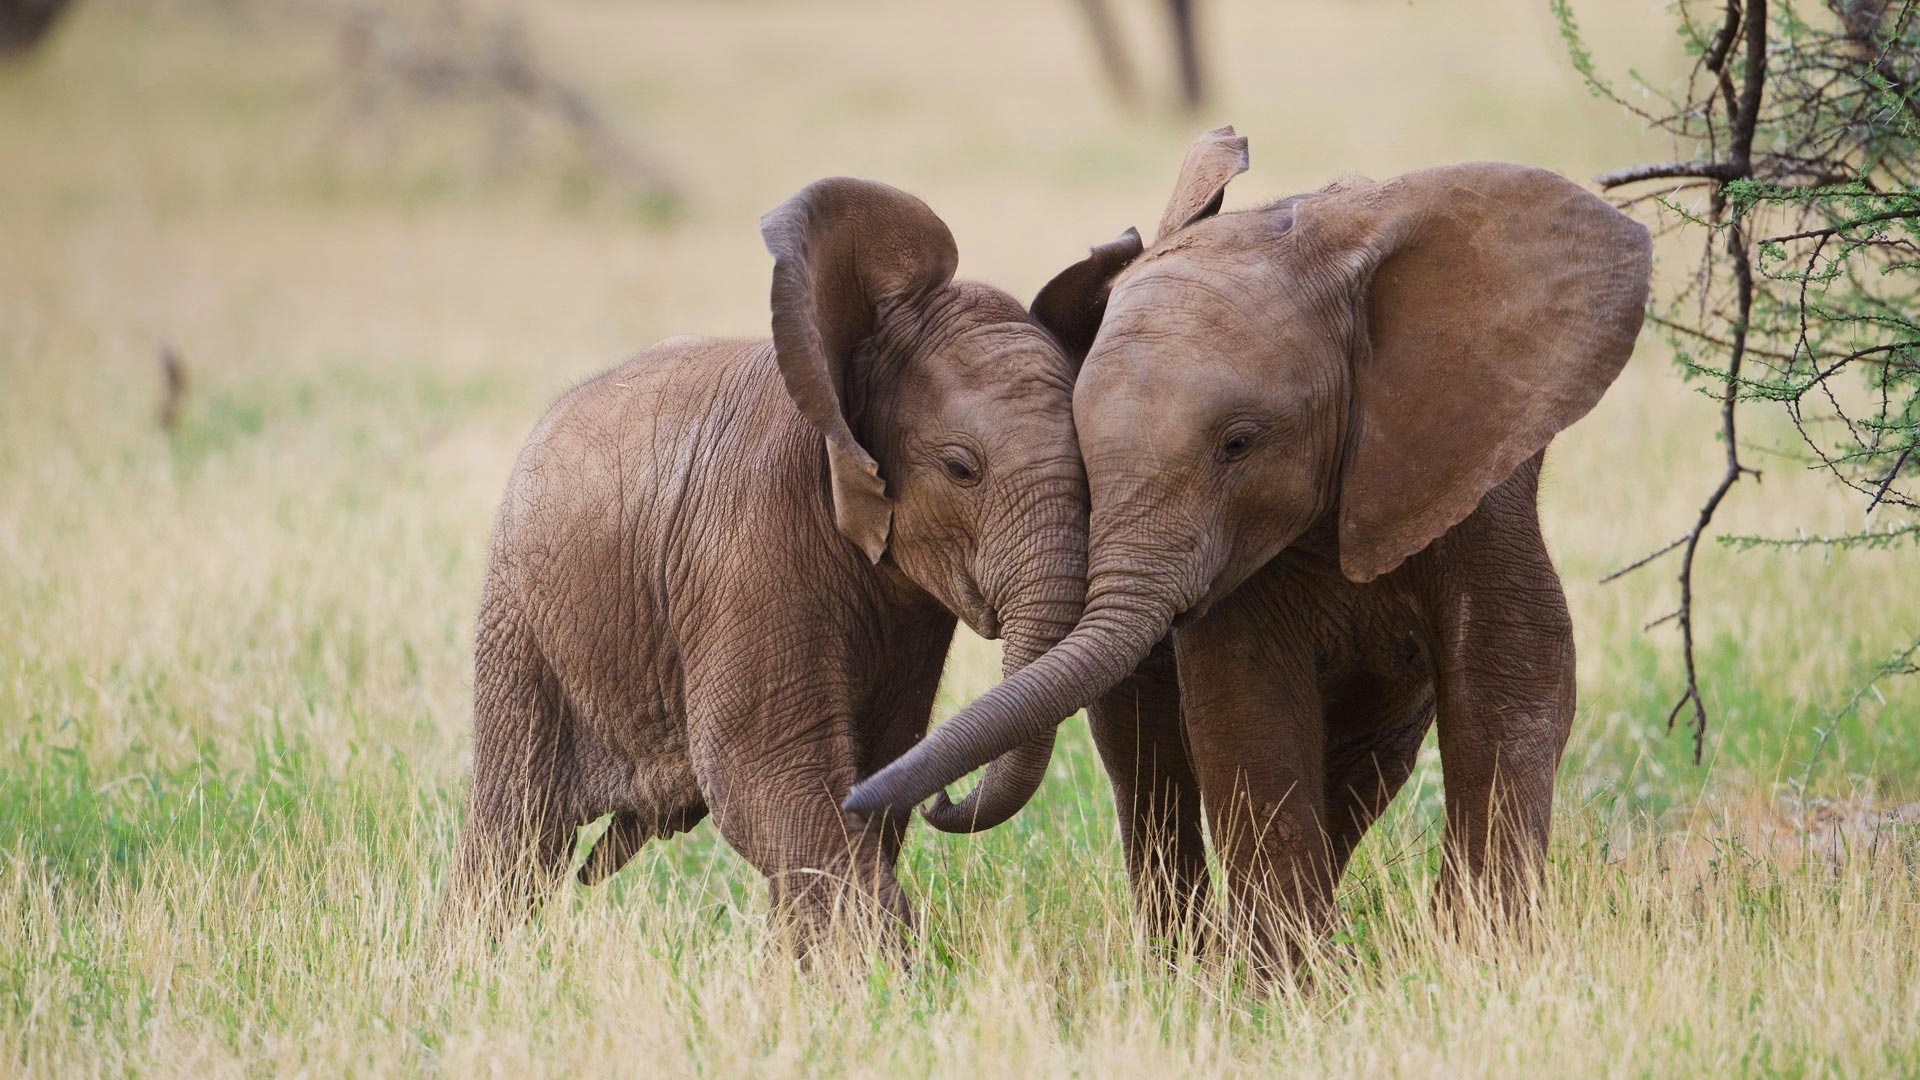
left=844, top=128, right=1651, bottom=821
left=761, top=178, right=1142, bottom=831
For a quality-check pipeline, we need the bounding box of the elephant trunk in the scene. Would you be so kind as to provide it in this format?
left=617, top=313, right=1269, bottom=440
left=916, top=490, right=1088, bottom=834
left=915, top=581, right=1081, bottom=833
left=848, top=551, right=1186, bottom=823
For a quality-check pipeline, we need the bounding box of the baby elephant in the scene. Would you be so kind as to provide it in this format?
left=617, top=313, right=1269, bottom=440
left=848, top=130, right=1654, bottom=972
left=451, top=177, right=1108, bottom=947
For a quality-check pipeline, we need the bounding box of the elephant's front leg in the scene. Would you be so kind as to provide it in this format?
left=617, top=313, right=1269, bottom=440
left=1087, top=637, right=1211, bottom=949
left=1173, top=595, right=1332, bottom=977
left=1423, top=525, right=1576, bottom=916
left=689, top=699, right=911, bottom=957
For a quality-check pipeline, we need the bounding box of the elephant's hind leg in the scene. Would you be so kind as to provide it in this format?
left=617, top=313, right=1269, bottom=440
left=1321, top=674, right=1436, bottom=881
left=692, top=707, right=911, bottom=959
left=447, top=607, right=580, bottom=929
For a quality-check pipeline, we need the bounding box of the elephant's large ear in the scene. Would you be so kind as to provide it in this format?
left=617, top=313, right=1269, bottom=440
left=1156, top=125, right=1249, bottom=242
left=761, top=177, right=960, bottom=564
left=1292, top=162, right=1651, bottom=583
left=1029, top=227, right=1144, bottom=364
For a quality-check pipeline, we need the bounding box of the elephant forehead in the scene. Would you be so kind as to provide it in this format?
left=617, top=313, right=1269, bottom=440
left=944, top=316, right=1064, bottom=359
left=924, top=319, right=1078, bottom=396
left=1082, top=310, right=1315, bottom=403
left=1102, top=259, right=1320, bottom=348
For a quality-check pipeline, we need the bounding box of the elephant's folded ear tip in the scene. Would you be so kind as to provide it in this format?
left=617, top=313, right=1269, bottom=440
left=859, top=520, right=890, bottom=565
left=1337, top=544, right=1394, bottom=585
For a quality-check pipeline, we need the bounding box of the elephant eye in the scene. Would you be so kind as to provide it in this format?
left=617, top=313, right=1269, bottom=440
left=941, top=453, right=982, bottom=487
left=1217, top=429, right=1257, bottom=463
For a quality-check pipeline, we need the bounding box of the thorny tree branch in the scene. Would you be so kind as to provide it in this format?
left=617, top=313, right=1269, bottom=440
left=1666, top=213, right=1763, bottom=759
left=1570, top=0, right=1920, bottom=763
left=1596, top=0, right=1770, bottom=763
left=1759, top=206, right=1920, bottom=243
left=1596, top=160, right=1746, bottom=188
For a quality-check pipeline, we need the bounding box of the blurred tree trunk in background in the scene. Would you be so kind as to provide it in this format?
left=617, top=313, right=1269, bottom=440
left=0, top=0, right=75, bottom=59
left=1075, top=0, right=1206, bottom=112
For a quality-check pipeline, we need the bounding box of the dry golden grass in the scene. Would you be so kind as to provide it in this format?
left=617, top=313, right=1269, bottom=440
left=2, top=0, right=1917, bottom=1074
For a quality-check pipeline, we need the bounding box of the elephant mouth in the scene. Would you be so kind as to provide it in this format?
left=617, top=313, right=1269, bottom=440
left=1170, top=603, right=1206, bottom=629
left=1170, top=550, right=1266, bottom=629
left=1170, top=586, right=1221, bottom=628
left=955, top=572, right=1000, bottom=639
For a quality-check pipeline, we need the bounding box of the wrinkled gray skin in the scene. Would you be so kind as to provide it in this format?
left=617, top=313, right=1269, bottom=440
left=849, top=129, right=1652, bottom=970
left=449, top=177, right=1104, bottom=947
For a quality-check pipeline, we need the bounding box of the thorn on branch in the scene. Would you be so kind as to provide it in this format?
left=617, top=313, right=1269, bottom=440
left=1866, top=443, right=1916, bottom=517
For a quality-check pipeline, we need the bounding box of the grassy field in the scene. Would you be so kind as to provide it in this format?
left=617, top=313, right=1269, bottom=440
left=3, top=0, right=1918, bottom=1074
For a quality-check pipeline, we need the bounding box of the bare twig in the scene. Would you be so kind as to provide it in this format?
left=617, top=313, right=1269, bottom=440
left=1669, top=221, right=1758, bottom=762
left=1704, top=0, right=1744, bottom=73
left=1596, top=160, right=1745, bottom=189
left=1760, top=206, right=1920, bottom=244
left=1600, top=532, right=1691, bottom=583
left=1647, top=312, right=1797, bottom=361
left=1662, top=0, right=1770, bottom=763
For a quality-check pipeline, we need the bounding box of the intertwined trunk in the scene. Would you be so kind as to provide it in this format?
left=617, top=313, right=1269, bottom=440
left=852, top=545, right=1190, bottom=824
left=917, top=502, right=1088, bottom=833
